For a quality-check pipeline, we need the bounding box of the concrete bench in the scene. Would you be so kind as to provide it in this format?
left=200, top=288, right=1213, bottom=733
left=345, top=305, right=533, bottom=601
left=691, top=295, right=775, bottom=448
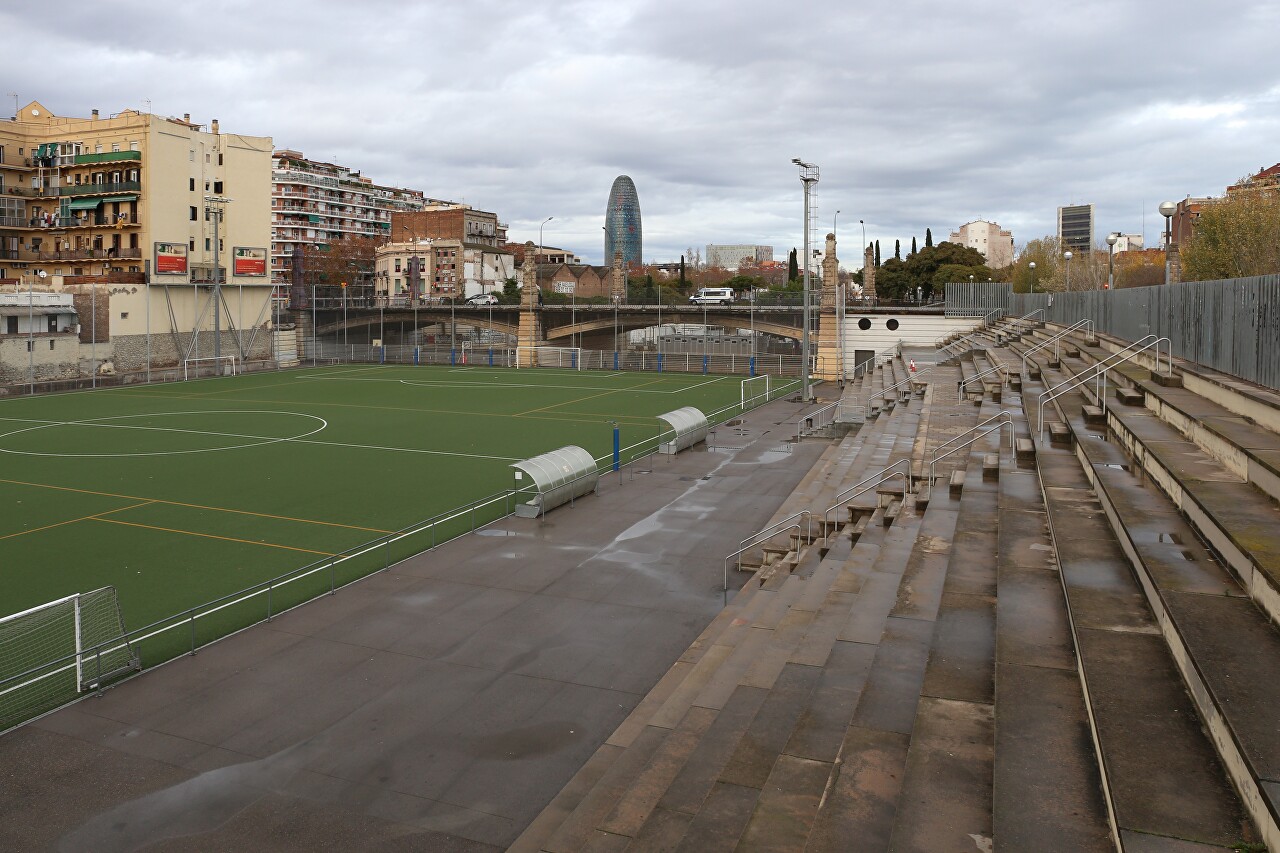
left=882, top=500, right=901, bottom=527
left=1065, top=346, right=1081, bottom=358
left=1048, top=422, right=1072, bottom=446
left=1015, top=437, right=1036, bottom=463
left=983, top=453, right=1000, bottom=480
left=1083, top=404, right=1106, bottom=426
left=949, top=469, right=966, bottom=497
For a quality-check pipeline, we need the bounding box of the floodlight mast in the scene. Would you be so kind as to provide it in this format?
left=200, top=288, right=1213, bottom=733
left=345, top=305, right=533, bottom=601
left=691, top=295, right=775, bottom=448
left=205, top=195, right=232, bottom=370
left=793, top=159, right=819, bottom=401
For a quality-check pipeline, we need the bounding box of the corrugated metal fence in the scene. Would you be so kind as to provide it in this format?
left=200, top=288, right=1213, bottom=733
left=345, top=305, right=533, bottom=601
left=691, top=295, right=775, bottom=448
left=944, top=275, right=1280, bottom=390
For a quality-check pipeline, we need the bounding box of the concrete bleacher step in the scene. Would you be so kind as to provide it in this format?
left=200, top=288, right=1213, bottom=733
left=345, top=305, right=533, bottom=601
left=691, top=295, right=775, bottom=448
left=1028, top=357, right=1275, bottom=849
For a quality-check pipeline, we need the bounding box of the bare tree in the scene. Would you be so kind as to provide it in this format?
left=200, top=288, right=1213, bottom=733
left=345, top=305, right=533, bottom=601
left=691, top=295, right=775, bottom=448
left=1181, top=190, right=1280, bottom=281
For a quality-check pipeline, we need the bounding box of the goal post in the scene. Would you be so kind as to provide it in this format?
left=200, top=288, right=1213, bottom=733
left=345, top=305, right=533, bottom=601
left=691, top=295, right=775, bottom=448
left=183, top=355, right=238, bottom=380
left=515, top=346, right=583, bottom=370
left=741, top=374, right=771, bottom=410
left=0, top=587, right=140, bottom=731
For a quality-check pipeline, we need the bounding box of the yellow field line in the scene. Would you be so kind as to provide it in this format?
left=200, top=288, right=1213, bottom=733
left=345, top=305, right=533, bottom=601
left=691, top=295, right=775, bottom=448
left=0, top=477, right=392, bottom=534
left=0, top=500, right=155, bottom=542
left=91, top=516, right=336, bottom=556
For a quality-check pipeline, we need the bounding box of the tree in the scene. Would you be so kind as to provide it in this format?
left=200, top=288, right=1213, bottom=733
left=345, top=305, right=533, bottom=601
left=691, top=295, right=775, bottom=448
left=1013, top=236, right=1106, bottom=292
left=894, top=239, right=901, bottom=260
left=298, top=236, right=379, bottom=287
left=1181, top=190, right=1280, bottom=281
left=925, top=228, right=934, bottom=248
left=911, top=237, right=918, bottom=256
left=678, top=255, right=686, bottom=288
left=788, top=248, right=799, bottom=283
left=874, top=240, right=881, bottom=267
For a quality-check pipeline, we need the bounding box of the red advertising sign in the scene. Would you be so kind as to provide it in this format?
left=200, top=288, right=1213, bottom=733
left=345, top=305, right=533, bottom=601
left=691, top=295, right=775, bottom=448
left=154, top=242, right=188, bottom=275
left=233, top=246, right=267, bottom=277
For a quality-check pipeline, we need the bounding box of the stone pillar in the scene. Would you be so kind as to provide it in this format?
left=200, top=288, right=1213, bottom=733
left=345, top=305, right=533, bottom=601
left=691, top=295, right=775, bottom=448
left=517, top=241, right=544, bottom=366
left=1168, top=243, right=1182, bottom=284
left=610, top=251, right=626, bottom=304
left=816, top=233, right=842, bottom=381
left=862, top=246, right=877, bottom=301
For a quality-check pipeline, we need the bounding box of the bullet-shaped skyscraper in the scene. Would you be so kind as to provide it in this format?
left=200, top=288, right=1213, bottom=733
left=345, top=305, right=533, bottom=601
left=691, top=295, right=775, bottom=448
left=604, top=176, right=642, bottom=268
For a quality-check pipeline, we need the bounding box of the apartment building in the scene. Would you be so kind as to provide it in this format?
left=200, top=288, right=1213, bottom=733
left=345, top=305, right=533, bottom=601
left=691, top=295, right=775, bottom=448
left=390, top=207, right=511, bottom=297
left=705, top=244, right=773, bottom=270
left=1058, top=203, right=1095, bottom=252
left=0, top=101, right=273, bottom=373
left=948, top=220, right=1014, bottom=268
left=374, top=239, right=514, bottom=301
left=271, top=150, right=426, bottom=284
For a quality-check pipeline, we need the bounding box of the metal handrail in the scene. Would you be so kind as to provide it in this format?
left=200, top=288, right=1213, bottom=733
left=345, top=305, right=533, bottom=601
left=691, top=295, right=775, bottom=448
left=982, top=309, right=1005, bottom=326
left=931, top=412, right=1014, bottom=459
left=959, top=361, right=1008, bottom=396
left=1013, top=308, right=1045, bottom=331
left=724, top=524, right=800, bottom=590
left=823, top=459, right=913, bottom=526
left=1022, top=319, right=1094, bottom=374
left=797, top=401, right=839, bottom=439
left=884, top=365, right=934, bottom=399
left=925, top=421, right=1012, bottom=489
left=1035, top=334, right=1169, bottom=438
left=742, top=509, right=814, bottom=550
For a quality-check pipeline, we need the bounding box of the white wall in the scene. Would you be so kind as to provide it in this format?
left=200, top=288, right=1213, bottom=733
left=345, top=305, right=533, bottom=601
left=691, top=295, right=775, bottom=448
left=842, top=313, right=979, bottom=361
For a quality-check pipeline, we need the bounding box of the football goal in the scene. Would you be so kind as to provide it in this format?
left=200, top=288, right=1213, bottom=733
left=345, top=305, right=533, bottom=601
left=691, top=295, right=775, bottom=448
left=514, top=346, right=583, bottom=370
left=0, top=587, right=139, bottom=732
left=741, top=374, right=771, bottom=410
left=183, top=354, right=239, bottom=380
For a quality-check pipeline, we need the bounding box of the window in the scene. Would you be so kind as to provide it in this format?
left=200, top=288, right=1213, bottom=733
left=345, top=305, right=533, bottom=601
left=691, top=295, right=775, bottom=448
left=189, top=238, right=195, bottom=250
left=217, top=153, right=223, bottom=166
left=130, top=141, right=139, bottom=151
left=189, top=150, right=194, bottom=162
left=111, top=143, right=120, bottom=152
left=190, top=206, right=197, bottom=221
left=95, top=144, right=103, bottom=154
left=205, top=153, right=210, bottom=163
left=120, top=312, right=129, bottom=320
left=205, top=238, right=211, bottom=251
left=213, top=180, right=222, bottom=194
left=189, top=178, right=195, bottom=191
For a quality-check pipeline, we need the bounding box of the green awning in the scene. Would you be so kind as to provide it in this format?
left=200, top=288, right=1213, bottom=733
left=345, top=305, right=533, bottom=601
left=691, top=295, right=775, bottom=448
left=67, top=198, right=103, bottom=210
left=107, top=195, right=137, bottom=203
left=307, top=215, right=320, bottom=223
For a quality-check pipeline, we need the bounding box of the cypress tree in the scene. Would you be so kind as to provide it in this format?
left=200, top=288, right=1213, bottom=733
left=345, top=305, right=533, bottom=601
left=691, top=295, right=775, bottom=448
left=894, top=239, right=901, bottom=260
left=925, top=228, right=934, bottom=248
left=874, top=240, right=881, bottom=267
left=911, top=237, right=918, bottom=255
left=679, top=256, right=686, bottom=288
left=788, top=248, right=799, bottom=283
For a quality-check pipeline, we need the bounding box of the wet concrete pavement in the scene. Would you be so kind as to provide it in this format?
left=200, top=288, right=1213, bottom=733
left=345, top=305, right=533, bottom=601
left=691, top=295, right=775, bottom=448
left=0, top=396, right=827, bottom=852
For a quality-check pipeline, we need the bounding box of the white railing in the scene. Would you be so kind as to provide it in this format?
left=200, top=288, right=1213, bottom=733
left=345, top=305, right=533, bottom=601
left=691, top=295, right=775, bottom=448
left=1021, top=319, right=1094, bottom=375
left=822, top=459, right=913, bottom=527
left=1035, top=334, right=1170, bottom=439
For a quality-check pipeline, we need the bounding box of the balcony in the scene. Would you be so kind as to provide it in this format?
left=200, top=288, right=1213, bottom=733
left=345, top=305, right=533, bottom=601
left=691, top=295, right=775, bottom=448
left=2, top=185, right=55, bottom=198
left=72, top=150, right=142, bottom=165
left=59, top=181, right=141, bottom=197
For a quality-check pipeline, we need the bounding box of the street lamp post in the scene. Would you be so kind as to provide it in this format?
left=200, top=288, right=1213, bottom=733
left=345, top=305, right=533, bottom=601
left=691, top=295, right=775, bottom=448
left=1159, top=201, right=1176, bottom=286
left=1063, top=251, right=1073, bottom=291
left=1028, top=261, right=1036, bottom=294
left=833, top=210, right=840, bottom=241
left=859, top=219, right=865, bottom=255
left=793, top=158, right=819, bottom=401
left=1106, top=232, right=1119, bottom=290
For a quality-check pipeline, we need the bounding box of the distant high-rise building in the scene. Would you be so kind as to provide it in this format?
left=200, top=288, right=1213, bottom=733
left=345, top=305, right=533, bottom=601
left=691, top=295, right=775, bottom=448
left=1058, top=203, right=1095, bottom=252
left=948, top=220, right=1014, bottom=268
left=604, top=176, right=642, bottom=267
left=705, top=244, right=773, bottom=270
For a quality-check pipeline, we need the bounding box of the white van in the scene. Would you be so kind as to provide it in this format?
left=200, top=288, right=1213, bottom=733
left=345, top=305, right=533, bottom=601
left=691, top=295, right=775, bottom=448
left=690, top=287, right=735, bottom=305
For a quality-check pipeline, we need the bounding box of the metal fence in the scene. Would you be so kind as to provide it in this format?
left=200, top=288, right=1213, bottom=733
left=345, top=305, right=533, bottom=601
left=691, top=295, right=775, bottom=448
left=311, top=342, right=810, bottom=377
left=944, top=275, right=1280, bottom=390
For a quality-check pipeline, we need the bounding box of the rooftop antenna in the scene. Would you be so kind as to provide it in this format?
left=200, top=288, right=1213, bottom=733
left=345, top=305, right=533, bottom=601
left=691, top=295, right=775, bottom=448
left=7, top=92, right=17, bottom=120
left=143, top=98, right=152, bottom=114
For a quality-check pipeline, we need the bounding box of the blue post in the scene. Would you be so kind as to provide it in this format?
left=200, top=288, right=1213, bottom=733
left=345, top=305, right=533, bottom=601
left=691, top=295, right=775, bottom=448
left=657, top=353, right=663, bottom=373
left=414, top=347, right=420, bottom=366
left=612, top=423, right=620, bottom=471
left=488, top=348, right=494, bottom=367
left=749, top=355, right=756, bottom=377
left=571, top=350, right=578, bottom=369
left=613, top=351, right=619, bottom=370
left=380, top=345, right=385, bottom=365
left=702, top=354, right=709, bottom=375
left=450, top=348, right=456, bottom=366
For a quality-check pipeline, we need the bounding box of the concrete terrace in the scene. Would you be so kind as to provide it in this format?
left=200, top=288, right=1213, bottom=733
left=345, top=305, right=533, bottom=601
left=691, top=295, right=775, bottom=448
left=4, top=319, right=1280, bottom=851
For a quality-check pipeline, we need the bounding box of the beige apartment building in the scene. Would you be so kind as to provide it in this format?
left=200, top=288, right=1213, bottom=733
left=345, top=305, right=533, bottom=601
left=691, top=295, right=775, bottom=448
left=949, top=219, right=1015, bottom=268
left=0, top=101, right=273, bottom=374
left=374, top=238, right=514, bottom=301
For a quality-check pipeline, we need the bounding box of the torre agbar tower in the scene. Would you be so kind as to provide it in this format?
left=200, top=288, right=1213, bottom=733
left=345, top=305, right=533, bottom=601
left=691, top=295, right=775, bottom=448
left=603, top=175, right=642, bottom=268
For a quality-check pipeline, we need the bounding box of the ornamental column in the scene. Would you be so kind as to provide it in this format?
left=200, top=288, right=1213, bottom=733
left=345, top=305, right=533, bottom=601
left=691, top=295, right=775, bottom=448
left=517, top=241, right=544, bottom=365
left=816, top=232, right=843, bottom=381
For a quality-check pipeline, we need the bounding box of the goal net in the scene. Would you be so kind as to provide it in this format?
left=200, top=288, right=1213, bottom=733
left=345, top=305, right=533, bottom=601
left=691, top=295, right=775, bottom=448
left=741, top=374, right=771, bottom=410
left=515, top=346, right=583, bottom=370
left=0, top=587, right=140, bottom=731
left=183, top=355, right=238, bottom=380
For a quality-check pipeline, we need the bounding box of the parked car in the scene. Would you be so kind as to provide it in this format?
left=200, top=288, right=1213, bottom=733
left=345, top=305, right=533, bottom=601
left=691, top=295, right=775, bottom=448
left=689, top=287, right=735, bottom=305
left=466, top=293, right=499, bottom=305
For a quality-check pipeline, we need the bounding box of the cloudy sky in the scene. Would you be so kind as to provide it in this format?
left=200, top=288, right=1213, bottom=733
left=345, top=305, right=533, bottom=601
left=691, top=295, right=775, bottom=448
left=5, top=0, right=1277, bottom=266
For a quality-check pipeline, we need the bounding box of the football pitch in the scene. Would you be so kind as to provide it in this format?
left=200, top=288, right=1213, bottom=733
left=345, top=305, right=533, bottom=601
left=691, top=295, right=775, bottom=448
left=1, top=364, right=796, bottom=665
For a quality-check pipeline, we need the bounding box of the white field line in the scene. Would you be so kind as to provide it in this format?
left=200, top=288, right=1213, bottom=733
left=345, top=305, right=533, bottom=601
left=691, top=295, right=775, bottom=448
left=0, top=413, right=520, bottom=462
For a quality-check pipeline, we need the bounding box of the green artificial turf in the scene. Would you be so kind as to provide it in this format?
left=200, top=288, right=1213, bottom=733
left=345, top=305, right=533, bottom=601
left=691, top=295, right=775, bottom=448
left=1, top=364, right=793, bottom=644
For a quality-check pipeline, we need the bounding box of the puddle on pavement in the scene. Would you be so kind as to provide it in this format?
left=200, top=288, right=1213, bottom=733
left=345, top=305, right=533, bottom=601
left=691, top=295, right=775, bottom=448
left=476, top=529, right=516, bottom=537
left=1100, top=463, right=1130, bottom=471
left=1158, top=532, right=1183, bottom=545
